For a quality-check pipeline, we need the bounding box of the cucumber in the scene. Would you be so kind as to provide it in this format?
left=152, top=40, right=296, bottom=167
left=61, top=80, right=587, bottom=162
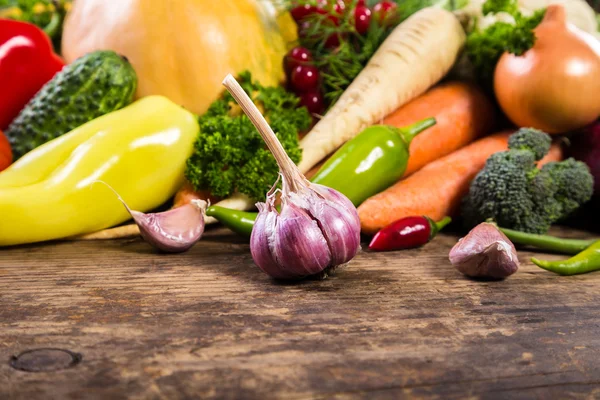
left=6, top=50, right=137, bottom=159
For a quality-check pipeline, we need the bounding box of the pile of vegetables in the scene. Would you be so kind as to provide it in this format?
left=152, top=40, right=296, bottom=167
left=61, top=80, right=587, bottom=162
left=1, top=0, right=600, bottom=281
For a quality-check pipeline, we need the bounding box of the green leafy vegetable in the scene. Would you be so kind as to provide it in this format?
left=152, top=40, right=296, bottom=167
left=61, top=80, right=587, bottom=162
left=462, top=128, right=594, bottom=234
left=185, top=71, right=311, bottom=201
left=466, top=0, right=545, bottom=86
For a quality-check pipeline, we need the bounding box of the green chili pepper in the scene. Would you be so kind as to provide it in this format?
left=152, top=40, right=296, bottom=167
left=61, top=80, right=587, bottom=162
left=206, top=206, right=257, bottom=237
left=311, top=117, right=436, bottom=207
left=532, top=240, right=600, bottom=276
left=499, top=226, right=598, bottom=255
left=209, top=118, right=436, bottom=237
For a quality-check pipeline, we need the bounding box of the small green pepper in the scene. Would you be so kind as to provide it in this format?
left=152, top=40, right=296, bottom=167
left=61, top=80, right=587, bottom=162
left=206, top=206, right=257, bottom=237
left=498, top=226, right=597, bottom=255
left=311, top=118, right=436, bottom=207
left=532, top=240, right=600, bottom=276
left=209, top=118, right=436, bottom=236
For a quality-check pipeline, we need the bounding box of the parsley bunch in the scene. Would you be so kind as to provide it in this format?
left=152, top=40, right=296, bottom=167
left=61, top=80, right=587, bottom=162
left=466, top=0, right=545, bottom=87
left=185, top=71, right=311, bottom=201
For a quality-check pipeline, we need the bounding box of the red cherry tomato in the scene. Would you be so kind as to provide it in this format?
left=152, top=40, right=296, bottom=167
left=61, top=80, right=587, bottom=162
left=373, top=1, right=398, bottom=25
left=291, top=65, right=320, bottom=92
left=284, top=47, right=313, bottom=76
left=299, top=91, right=325, bottom=115
left=353, top=5, right=372, bottom=35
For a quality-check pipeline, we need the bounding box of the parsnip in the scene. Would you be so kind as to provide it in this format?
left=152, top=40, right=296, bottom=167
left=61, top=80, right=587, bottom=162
left=298, top=7, right=466, bottom=173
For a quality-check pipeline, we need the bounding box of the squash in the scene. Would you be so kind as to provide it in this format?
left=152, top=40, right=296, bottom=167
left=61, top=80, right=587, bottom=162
left=61, top=0, right=296, bottom=115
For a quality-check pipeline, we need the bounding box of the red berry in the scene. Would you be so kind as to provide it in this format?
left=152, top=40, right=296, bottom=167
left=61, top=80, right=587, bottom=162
left=291, top=65, right=320, bottom=92
left=325, top=32, right=342, bottom=48
left=284, top=47, right=313, bottom=75
left=290, top=4, right=317, bottom=22
left=373, top=1, right=398, bottom=25
left=290, top=2, right=327, bottom=22
left=299, top=91, right=325, bottom=115
left=353, top=5, right=372, bottom=35
left=326, top=12, right=340, bottom=26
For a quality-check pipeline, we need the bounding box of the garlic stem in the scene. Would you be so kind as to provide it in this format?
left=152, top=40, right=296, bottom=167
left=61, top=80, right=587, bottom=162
left=222, top=74, right=306, bottom=193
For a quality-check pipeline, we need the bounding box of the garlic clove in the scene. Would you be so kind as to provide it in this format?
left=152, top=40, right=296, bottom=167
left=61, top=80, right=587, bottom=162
left=127, top=199, right=207, bottom=253
left=96, top=180, right=207, bottom=253
left=449, top=222, right=519, bottom=279
left=311, top=183, right=361, bottom=227
left=271, top=203, right=332, bottom=279
left=296, top=189, right=361, bottom=265
left=250, top=203, right=284, bottom=278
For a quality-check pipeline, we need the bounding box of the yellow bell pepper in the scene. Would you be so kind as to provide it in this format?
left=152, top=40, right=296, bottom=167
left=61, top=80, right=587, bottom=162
left=0, top=96, right=199, bottom=246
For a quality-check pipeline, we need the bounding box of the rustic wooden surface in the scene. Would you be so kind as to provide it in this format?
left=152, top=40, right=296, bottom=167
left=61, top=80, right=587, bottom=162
left=2, top=227, right=600, bottom=399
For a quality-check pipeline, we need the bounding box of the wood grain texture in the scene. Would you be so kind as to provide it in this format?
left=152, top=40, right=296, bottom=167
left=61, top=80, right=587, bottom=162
left=1, top=227, right=600, bottom=399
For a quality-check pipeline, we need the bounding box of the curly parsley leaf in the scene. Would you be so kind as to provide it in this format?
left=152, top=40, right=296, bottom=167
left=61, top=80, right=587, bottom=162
left=185, top=71, right=310, bottom=201
left=466, top=0, right=545, bottom=87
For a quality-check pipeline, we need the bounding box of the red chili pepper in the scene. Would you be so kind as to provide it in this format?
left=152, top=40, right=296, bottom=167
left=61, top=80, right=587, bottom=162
left=368, top=216, right=452, bottom=251
left=0, top=19, right=65, bottom=130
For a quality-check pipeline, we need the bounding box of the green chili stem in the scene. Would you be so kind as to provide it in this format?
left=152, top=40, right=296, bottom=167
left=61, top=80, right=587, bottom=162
left=431, top=216, right=452, bottom=237
left=499, top=227, right=597, bottom=255
left=398, top=117, right=436, bottom=144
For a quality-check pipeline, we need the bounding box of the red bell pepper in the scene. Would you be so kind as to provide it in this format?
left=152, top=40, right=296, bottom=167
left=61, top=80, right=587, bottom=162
left=0, top=19, right=65, bottom=130
left=368, top=216, right=452, bottom=251
left=0, top=130, right=12, bottom=172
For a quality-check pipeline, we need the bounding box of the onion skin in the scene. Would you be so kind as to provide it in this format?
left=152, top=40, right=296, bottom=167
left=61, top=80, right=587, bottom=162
left=494, top=5, right=600, bottom=134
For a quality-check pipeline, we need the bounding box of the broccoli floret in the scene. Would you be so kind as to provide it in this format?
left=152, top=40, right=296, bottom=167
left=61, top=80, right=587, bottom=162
left=462, top=128, right=594, bottom=233
left=507, top=128, right=551, bottom=161
left=541, top=159, right=595, bottom=216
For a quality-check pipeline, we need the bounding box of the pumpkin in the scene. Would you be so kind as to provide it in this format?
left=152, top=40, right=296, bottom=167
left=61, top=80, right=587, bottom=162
left=62, top=0, right=297, bottom=115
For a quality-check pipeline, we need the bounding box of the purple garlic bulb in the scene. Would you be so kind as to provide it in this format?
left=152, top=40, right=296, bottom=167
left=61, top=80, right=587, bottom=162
left=251, top=182, right=361, bottom=280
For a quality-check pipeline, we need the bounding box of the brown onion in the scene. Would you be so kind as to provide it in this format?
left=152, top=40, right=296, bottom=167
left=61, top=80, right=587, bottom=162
left=494, top=5, right=600, bottom=134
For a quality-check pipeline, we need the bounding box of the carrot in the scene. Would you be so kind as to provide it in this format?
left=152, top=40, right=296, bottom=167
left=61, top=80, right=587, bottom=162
left=382, top=82, right=497, bottom=177
left=297, top=8, right=465, bottom=174
left=357, top=132, right=563, bottom=234
left=172, top=181, right=219, bottom=208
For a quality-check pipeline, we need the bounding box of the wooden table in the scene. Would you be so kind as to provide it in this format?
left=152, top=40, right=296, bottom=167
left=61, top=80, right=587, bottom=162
left=2, top=228, right=600, bottom=399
